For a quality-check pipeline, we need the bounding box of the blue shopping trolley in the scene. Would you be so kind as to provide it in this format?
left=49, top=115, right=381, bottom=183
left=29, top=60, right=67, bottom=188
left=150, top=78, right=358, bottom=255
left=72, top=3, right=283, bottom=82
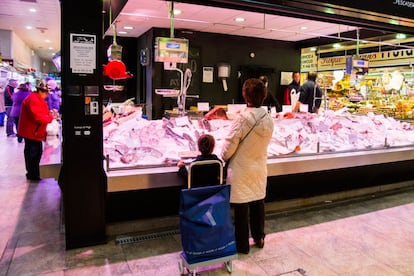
left=178, top=160, right=237, bottom=275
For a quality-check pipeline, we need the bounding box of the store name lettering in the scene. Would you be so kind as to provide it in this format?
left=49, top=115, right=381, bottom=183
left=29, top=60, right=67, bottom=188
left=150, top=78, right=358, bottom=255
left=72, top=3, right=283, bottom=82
left=381, top=49, right=413, bottom=59
left=359, top=53, right=377, bottom=60
left=301, top=54, right=314, bottom=59
left=393, top=0, right=414, bottom=8
left=320, top=57, right=344, bottom=66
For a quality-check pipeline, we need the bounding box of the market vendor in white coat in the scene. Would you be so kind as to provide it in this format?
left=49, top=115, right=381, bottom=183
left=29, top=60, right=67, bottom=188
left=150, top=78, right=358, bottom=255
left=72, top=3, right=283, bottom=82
left=221, top=78, right=274, bottom=254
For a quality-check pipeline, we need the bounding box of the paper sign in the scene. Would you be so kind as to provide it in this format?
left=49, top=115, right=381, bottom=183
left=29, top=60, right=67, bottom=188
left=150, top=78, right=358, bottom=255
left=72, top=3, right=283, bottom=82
left=282, top=105, right=292, bottom=112
left=197, top=102, right=210, bottom=112
left=175, top=116, right=189, bottom=126
left=70, top=33, right=96, bottom=74
left=203, top=67, right=214, bottom=83
left=227, top=104, right=246, bottom=114
left=300, top=104, right=309, bottom=113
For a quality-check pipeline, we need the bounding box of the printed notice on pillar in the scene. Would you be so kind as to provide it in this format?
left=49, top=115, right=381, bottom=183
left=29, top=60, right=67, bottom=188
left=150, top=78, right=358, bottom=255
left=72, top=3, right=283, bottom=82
left=70, top=33, right=96, bottom=74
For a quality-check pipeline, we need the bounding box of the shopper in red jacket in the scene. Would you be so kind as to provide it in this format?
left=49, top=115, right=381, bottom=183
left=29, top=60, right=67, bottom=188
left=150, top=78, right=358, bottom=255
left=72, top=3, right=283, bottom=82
left=18, top=83, right=54, bottom=181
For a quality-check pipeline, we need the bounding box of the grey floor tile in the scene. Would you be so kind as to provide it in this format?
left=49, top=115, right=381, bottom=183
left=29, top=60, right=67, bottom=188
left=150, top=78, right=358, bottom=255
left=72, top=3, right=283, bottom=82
left=121, top=237, right=181, bottom=260
left=65, top=240, right=126, bottom=269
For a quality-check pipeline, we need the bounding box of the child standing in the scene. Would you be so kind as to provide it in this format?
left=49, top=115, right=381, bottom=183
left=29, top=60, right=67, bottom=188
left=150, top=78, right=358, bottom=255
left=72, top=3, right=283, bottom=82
left=177, top=134, right=222, bottom=186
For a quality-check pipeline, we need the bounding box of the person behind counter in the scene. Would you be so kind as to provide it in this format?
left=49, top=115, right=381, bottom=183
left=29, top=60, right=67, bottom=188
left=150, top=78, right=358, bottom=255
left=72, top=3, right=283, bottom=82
left=18, top=82, right=54, bottom=181
left=259, top=75, right=281, bottom=112
left=283, top=71, right=301, bottom=106
left=221, top=78, right=274, bottom=254
left=293, top=71, right=322, bottom=113
left=177, top=134, right=222, bottom=186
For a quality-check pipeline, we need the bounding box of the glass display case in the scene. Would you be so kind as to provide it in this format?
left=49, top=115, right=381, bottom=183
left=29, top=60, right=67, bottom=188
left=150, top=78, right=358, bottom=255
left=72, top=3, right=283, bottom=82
left=101, top=105, right=414, bottom=192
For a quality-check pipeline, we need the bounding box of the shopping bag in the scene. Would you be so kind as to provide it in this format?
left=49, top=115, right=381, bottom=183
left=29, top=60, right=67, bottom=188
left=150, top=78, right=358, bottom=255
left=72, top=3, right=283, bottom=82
left=291, top=90, right=300, bottom=109
left=179, top=184, right=236, bottom=264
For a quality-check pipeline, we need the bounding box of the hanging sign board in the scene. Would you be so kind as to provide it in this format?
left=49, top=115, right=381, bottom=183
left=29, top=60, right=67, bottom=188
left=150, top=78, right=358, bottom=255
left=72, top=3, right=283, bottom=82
left=300, top=49, right=318, bottom=72
left=70, top=33, right=96, bottom=74
left=315, top=0, right=414, bottom=20
left=302, top=48, right=414, bottom=71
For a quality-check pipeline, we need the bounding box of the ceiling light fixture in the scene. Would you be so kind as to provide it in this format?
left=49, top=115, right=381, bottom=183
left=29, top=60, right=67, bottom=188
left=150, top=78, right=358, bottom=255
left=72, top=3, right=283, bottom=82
left=234, top=17, right=245, bottom=22
left=396, top=33, right=407, bottom=39
left=123, top=26, right=134, bottom=30
left=45, top=39, right=51, bottom=43
left=29, top=8, right=36, bottom=13
left=118, top=31, right=127, bottom=34
left=310, top=47, right=317, bottom=51
left=121, top=12, right=209, bottom=24
left=333, top=43, right=342, bottom=48
left=300, top=26, right=308, bottom=30
left=26, top=26, right=33, bottom=30
left=389, top=19, right=399, bottom=25
left=48, top=47, right=53, bottom=50
left=173, top=9, right=182, bottom=15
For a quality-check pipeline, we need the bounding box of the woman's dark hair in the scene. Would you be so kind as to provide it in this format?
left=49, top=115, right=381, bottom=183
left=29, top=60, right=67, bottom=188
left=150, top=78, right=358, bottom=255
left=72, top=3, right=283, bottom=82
left=17, top=83, right=29, bottom=91
left=242, top=78, right=267, bottom=107
left=198, top=134, right=215, bottom=155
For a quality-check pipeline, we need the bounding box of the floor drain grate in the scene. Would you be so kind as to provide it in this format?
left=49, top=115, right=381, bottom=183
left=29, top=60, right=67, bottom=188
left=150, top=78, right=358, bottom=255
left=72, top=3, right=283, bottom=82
left=116, top=229, right=181, bottom=245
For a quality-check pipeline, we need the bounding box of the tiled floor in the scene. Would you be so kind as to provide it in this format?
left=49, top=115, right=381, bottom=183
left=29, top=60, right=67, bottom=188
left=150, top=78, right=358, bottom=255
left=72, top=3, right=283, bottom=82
left=1, top=129, right=414, bottom=275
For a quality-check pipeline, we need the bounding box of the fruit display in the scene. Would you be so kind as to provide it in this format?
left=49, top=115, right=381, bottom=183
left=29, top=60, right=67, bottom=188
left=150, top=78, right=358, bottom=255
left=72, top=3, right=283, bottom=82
left=319, top=70, right=414, bottom=120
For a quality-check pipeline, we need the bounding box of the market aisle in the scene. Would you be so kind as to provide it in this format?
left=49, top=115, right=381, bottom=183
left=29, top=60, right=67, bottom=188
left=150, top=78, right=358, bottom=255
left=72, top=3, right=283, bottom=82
left=0, top=127, right=414, bottom=275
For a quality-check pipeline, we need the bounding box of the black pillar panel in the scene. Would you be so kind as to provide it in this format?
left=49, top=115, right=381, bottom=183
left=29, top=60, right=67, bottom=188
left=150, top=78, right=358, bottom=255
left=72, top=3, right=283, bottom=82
left=60, top=0, right=107, bottom=249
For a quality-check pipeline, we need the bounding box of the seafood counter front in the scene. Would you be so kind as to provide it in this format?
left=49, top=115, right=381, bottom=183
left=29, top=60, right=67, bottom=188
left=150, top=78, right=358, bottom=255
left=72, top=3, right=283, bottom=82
left=104, top=110, right=414, bottom=192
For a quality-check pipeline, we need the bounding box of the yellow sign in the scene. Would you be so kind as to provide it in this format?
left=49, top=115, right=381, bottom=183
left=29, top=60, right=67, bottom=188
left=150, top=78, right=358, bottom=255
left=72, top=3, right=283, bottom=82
left=300, top=49, right=318, bottom=72
left=301, top=48, right=414, bottom=71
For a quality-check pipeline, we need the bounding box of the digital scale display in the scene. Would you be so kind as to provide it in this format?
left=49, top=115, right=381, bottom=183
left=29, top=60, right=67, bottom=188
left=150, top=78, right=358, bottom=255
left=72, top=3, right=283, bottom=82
left=154, top=37, right=189, bottom=63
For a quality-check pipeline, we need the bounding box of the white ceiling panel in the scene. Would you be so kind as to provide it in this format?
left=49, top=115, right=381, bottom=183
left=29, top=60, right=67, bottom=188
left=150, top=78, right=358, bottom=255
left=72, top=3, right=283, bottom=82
left=0, top=0, right=362, bottom=62
left=113, top=0, right=358, bottom=43
left=0, top=0, right=60, bottom=62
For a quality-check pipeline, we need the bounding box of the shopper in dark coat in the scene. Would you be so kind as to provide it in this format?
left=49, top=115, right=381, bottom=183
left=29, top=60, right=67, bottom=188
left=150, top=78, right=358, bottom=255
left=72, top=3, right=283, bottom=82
left=3, top=79, right=18, bottom=136
left=259, top=75, right=281, bottom=112
left=11, top=83, right=31, bottom=142
left=18, top=83, right=54, bottom=181
left=293, top=72, right=322, bottom=113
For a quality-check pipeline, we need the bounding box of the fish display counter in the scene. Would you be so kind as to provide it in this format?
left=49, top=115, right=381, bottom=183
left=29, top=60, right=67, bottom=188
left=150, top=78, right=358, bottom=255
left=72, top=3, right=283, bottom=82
left=102, top=109, right=414, bottom=192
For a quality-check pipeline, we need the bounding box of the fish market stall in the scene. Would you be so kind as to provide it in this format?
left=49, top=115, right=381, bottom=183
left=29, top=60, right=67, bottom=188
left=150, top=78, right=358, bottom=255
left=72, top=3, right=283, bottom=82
left=103, top=109, right=414, bottom=192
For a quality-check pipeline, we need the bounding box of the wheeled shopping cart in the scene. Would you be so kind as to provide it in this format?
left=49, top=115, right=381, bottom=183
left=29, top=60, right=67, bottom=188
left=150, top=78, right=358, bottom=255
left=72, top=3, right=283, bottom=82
left=178, top=160, right=237, bottom=275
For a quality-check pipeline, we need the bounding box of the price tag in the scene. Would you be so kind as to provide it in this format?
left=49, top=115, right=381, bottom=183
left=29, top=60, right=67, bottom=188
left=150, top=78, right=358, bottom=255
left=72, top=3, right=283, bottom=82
left=282, top=105, right=292, bottom=112
left=197, top=102, right=210, bottom=112
left=300, top=104, right=309, bottom=113
left=227, top=104, right=246, bottom=114
left=176, top=116, right=189, bottom=126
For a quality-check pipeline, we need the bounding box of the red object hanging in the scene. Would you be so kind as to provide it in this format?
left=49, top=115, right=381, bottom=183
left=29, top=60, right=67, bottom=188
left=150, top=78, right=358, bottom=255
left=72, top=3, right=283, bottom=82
left=103, top=60, right=133, bottom=80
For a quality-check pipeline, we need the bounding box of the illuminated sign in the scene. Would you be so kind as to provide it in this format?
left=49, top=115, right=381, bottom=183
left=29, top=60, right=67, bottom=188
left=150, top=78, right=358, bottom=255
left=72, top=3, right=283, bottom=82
left=154, top=37, right=189, bottom=63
